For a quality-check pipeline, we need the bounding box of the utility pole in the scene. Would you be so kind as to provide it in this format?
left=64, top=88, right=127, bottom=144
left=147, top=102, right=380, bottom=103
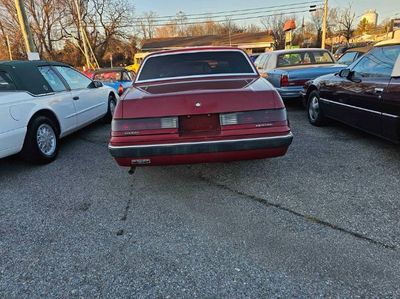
left=74, top=0, right=90, bottom=69
left=14, top=0, right=37, bottom=54
left=6, top=35, right=12, bottom=60
left=321, top=0, right=328, bottom=49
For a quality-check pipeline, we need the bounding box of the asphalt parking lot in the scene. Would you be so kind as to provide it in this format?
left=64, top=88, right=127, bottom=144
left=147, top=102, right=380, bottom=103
left=1, top=102, right=400, bottom=298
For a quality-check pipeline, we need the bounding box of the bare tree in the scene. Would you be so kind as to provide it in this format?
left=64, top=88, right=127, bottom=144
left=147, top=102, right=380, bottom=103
left=175, top=11, right=187, bottom=37
left=309, top=8, right=338, bottom=47
left=244, top=24, right=261, bottom=33
left=87, top=0, right=135, bottom=62
left=261, top=14, right=290, bottom=50
left=0, top=0, right=31, bottom=58
left=155, top=21, right=178, bottom=38
left=137, top=11, right=157, bottom=39
left=338, top=4, right=356, bottom=43
left=26, top=0, right=69, bottom=59
left=60, top=0, right=135, bottom=65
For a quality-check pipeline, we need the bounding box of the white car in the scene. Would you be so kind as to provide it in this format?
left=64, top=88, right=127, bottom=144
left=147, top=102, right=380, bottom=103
left=0, top=61, right=118, bottom=164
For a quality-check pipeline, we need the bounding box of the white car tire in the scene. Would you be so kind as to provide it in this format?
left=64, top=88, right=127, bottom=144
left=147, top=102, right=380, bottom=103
left=21, top=115, right=60, bottom=164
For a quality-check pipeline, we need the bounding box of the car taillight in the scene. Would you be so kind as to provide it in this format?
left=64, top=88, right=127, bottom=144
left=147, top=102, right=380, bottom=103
left=112, top=117, right=178, bottom=136
left=118, top=84, right=124, bottom=96
left=220, top=109, right=287, bottom=126
left=280, top=74, right=289, bottom=87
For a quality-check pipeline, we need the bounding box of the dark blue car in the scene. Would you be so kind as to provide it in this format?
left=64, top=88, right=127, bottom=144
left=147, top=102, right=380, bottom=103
left=254, top=49, right=346, bottom=101
left=91, top=67, right=134, bottom=96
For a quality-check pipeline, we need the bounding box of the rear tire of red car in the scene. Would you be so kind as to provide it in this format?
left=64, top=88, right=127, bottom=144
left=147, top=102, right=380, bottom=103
left=103, top=93, right=117, bottom=123
left=307, top=91, right=327, bottom=126
left=21, top=116, right=59, bottom=164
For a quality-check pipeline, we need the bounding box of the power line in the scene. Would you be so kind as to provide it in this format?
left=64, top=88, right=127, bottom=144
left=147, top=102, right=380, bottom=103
left=132, top=7, right=323, bottom=28
left=135, top=1, right=323, bottom=21
left=48, top=4, right=322, bottom=31
left=143, top=3, right=324, bottom=23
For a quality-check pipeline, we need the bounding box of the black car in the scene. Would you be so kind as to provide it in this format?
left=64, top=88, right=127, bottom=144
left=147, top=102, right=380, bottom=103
left=333, top=45, right=351, bottom=60
left=336, top=46, right=372, bottom=66
left=301, top=40, right=400, bottom=142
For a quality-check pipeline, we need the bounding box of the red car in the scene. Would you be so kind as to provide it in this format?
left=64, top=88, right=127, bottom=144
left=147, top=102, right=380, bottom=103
left=109, top=47, right=293, bottom=169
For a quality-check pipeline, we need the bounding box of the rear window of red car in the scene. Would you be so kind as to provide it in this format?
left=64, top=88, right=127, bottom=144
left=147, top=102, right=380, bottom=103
left=137, top=51, right=256, bottom=82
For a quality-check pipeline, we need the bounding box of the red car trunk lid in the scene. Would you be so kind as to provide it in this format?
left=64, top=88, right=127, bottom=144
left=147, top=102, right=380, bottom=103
left=121, top=78, right=281, bottom=119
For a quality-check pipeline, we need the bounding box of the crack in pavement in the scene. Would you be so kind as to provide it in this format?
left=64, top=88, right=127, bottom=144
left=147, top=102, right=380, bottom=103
left=117, top=183, right=136, bottom=236
left=198, top=174, right=397, bottom=251
left=121, top=196, right=133, bottom=221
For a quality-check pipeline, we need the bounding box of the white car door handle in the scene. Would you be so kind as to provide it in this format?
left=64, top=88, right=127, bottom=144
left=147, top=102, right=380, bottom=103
left=374, top=88, right=384, bottom=93
left=73, top=96, right=80, bottom=100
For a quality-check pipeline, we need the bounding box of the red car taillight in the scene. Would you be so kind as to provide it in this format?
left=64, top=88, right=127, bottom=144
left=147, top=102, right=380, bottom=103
left=118, top=84, right=124, bottom=96
left=220, top=109, right=287, bottom=126
left=112, top=117, right=178, bottom=136
left=280, top=74, right=289, bottom=87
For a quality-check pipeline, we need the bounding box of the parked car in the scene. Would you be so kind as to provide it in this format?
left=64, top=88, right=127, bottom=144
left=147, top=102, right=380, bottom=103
left=91, top=67, right=134, bottom=96
left=336, top=46, right=372, bottom=65
left=0, top=60, right=117, bottom=164
left=333, top=45, right=352, bottom=60
left=109, top=47, right=293, bottom=169
left=302, top=39, right=400, bottom=142
left=254, top=48, right=346, bottom=100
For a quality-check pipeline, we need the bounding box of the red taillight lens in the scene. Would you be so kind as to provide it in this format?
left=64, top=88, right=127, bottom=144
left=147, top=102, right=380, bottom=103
left=280, top=74, right=289, bottom=87
left=220, top=109, right=287, bottom=126
left=112, top=117, right=178, bottom=136
left=118, top=84, right=124, bottom=96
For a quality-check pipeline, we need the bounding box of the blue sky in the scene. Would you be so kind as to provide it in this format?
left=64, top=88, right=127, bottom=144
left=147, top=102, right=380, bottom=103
left=135, top=0, right=400, bottom=26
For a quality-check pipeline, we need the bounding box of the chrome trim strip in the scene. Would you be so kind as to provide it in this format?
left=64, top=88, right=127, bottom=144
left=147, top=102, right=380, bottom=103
left=109, top=133, right=293, bottom=150
left=320, top=98, right=381, bottom=115
left=382, top=113, right=400, bottom=119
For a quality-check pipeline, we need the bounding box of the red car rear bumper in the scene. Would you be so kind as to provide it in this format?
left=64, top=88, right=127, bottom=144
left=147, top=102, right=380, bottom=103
left=109, top=132, right=293, bottom=166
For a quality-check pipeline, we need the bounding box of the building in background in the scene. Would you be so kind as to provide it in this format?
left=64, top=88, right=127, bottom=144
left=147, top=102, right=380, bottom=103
left=361, top=9, right=379, bottom=27
left=393, top=18, right=400, bottom=31
left=283, top=20, right=296, bottom=49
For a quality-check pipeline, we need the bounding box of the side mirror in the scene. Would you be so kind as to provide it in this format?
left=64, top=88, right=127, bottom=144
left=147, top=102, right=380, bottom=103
left=339, top=69, right=350, bottom=78
left=93, top=81, right=103, bottom=88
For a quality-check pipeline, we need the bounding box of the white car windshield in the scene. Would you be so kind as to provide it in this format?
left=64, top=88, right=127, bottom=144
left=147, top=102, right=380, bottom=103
left=137, top=50, right=256, bottom=82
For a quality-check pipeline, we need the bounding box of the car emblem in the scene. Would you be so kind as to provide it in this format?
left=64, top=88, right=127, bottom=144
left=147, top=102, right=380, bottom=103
left=195, top=102, right=201, bottom=107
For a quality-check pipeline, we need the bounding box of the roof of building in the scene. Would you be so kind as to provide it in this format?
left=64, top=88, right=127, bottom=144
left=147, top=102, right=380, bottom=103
left=141, top=32, right=274, bottom=51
